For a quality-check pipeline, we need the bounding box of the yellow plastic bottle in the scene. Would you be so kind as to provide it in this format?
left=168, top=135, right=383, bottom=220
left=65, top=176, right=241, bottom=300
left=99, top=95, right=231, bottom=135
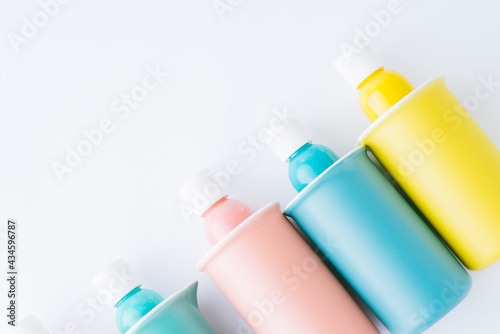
left=335, top=50, right=500, bottom=270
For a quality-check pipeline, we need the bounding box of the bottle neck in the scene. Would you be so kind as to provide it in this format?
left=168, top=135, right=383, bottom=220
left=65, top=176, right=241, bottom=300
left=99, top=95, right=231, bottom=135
left=357, top=67, right=414, bottom=122
left=114, top=287, right=164, bottom=334
left=357, top=67, right=384, bottom=90
left=202, top=196, right=228, bottom=218
left=202, top=196, right=253, bottom=245
left=115, top=286, right=141, bottom=308
left=289, top=142, right=312, bottom=161
left=287, top=143, right=339, bottom=192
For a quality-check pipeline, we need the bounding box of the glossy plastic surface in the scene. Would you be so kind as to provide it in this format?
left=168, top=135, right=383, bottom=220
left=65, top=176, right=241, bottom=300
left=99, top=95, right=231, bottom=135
left=285, top=146, right=471, bottom=334
left=358, top=68, right=414, bottom=122
left=288, top=143, right=339, bottom=192
left=126, top=282, right=216, bottom=334
left=115, top=287, right=163, bottom=333
left=199, top=202, right=379, bottom=334
left=359, top=76, right=500, bottom=270
left=202, top=197, right=253, bottom=245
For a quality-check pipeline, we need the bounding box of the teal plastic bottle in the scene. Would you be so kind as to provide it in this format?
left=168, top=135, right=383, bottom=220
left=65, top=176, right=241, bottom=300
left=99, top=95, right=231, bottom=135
left=92, top=259, right=216, bottom=334
left=268, top=116, right=472, bottom=334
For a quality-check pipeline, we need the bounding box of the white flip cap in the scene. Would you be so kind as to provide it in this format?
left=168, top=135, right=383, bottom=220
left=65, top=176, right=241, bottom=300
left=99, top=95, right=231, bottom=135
left=334, top=48, right=384, bottom=89
left=179, top=169, right=228, bottom=216
left=92, top=259, right=142, bottom=307
left=11, top=316, right=50, bottom=334
left=267, top=115, right=313, bottom=162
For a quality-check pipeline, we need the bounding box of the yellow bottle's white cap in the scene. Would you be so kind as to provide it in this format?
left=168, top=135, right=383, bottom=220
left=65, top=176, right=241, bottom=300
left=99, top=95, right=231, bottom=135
left=267, top=115, right=313, bottom=162
left=92, top=259, right=142, bottom=307
left=334, top=48, right=384, bottom=89
left=179, top=169, right=228, bottom=215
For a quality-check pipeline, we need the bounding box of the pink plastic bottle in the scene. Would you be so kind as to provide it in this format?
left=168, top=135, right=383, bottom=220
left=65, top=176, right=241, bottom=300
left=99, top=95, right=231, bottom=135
left=180, top=170, right=379, bottom=334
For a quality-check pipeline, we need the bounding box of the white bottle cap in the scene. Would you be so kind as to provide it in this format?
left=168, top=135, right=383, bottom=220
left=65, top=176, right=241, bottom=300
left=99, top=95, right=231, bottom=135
left=179, top=169, right=228, bottom=216
left=334, top=48, right=384, bottom=89
left=267, top=115, right=313, bottom=162
left=10, top=316, right=50, bottom=334
left=92, top=259, right=142, bottom=307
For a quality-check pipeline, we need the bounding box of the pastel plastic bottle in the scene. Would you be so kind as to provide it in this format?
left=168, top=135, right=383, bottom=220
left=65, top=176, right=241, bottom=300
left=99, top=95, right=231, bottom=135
left=92, top=259, right=215, bottom=334
left=179, top=170, right=379, bottom=334
left=268, top=116, right=472, bottom=334
left=10, top=316, right=50, bottom=334
left=335, top=49, right=500, bottom=270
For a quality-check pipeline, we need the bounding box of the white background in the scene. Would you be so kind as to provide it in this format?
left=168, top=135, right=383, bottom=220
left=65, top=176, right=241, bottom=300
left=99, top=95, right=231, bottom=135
left=1, top=0, right=500, bottom=333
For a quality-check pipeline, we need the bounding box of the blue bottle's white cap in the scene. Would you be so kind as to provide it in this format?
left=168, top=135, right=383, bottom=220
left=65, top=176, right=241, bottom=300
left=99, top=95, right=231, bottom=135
left=179, top=169, right=228, bottom=216
left=92, top=259, right=142, bottom=307
left=334, top=48, right=384, bottom=89
left=8, top=316, right=50, bottom=334
left=267, top=115, right=313, bottom=162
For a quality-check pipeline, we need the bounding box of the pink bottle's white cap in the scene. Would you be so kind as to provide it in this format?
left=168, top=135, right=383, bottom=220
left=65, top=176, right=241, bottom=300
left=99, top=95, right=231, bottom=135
left=179, top=169, right=228, bottom=215
left=334, top=48, right=384, bottom=89
left=92, top=259, right=142, bottom=307
left=9, top=316, right=50, bottom=334
left=267, top=115, right=313, bottom=162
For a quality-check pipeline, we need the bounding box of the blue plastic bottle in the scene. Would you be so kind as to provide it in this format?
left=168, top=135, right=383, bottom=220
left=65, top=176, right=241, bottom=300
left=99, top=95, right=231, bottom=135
left=288, top=143, right=339, bottom=192
left=268, top=116, right=472, bottom=334
left=92, top=259, right=216, bottom=334
left=114, top=286, right=163, bottom=332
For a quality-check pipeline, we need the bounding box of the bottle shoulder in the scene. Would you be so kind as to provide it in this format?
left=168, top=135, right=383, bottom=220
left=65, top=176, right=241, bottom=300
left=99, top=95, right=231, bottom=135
left=116, top=288, right=164, bottom=333
left=203, top=198, right=253, bottom=245
left=289, top=143, right=336, bottom=163
left=288, top=144, right=339, bottom=192
left=358, top=69, right=414, bottom=122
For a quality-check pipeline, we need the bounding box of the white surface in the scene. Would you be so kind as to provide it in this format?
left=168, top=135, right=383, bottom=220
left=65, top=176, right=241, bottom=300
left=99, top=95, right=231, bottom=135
left=1, top=0, right=500, bottom=333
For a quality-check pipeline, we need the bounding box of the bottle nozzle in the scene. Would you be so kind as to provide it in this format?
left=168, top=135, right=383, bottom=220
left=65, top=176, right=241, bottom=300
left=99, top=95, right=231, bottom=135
left=179, top=170, right=228, bottom=216
left=180, top=170, right=253, bottom=245
left=267, top=115, right=313, bottom=162
left=334, top=48, right=384, bottom=89
left=92, top=259, right=142, bottom=307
